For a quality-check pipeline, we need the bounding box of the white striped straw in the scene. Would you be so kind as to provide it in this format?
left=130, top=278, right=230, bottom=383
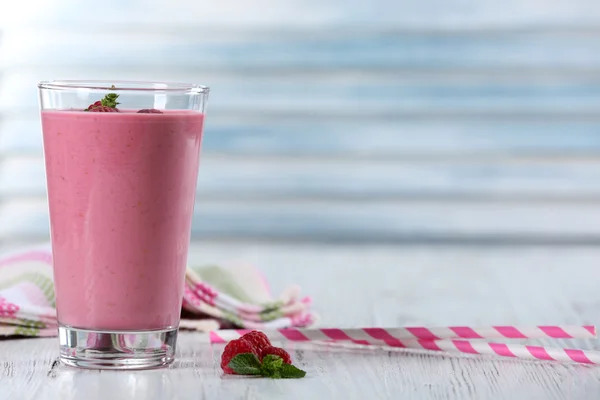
left=209, top=325, right=596, bottom=344
left=318, top=338, right=600, bottom=365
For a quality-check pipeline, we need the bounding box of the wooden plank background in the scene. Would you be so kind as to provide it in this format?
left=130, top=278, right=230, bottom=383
left=1, top=0, right=600, bottom=246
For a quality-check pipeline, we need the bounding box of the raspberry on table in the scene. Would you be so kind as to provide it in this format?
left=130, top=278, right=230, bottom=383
left=241, top=331, right=271, bottom=351
left=260, top=346, right=292, bottom=364
left=220, top=338, right=257, bottom=374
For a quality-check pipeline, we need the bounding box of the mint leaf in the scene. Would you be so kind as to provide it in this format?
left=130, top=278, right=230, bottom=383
left=261, top=355, right=284, bottom=377
left=263, top=355, right=284, bottom=369
left=259, top=355, right=306, bottom=379
left=228, top=353, right=262, bottom=375
left=227, top=352, right=306, bottom=379
left=101, top=93, right=120, bottom=108
left=85, top=87, right=120, bottom=111
left=279, top=364, right=307, bottom=379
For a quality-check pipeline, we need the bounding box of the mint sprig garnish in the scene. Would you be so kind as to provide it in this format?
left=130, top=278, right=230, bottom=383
left=279, top=363, right=307, bottom=379
left=100, top=92, right=120, bottom=108
left=85, top=85, right=120, bottom=111
left=228, top=353, right=263, bottom=375
left=228, top=353, right=306, bottom=379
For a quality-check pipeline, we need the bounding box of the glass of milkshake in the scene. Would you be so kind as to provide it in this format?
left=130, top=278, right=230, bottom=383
left=38, top=81, right=209, bottom=369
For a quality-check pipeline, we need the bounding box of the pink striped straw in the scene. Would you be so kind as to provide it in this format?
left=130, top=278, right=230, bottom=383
left=319, top=338, right=600, bottom=366
left=209, top=325, right=596, bottom=344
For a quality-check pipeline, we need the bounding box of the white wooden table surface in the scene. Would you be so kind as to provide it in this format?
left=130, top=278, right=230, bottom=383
left=2, top=241, right=600, bottom=399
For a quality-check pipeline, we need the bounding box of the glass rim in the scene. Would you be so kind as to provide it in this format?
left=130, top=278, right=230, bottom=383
left=37, top=80, right=209, bottom=94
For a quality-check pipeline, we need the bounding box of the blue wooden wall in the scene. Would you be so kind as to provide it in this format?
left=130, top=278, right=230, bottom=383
left=1, top=0, right=600, bottom=245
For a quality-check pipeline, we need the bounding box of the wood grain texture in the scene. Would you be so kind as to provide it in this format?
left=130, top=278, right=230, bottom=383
left=2, top=241, right=600, bottom=399
left=2, top=2, right=600, bottom=243
left=8, top=156, right=600, bottom=198
left=5, top=0, right=600, bottom=29
left=2, top=2, right=600, bottom=397
left=6, top=119, right=600, bottom=157
left=7, top=198, right=600, bottom=243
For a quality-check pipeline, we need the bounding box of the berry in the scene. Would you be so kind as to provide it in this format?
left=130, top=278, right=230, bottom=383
left=137, top=109, right=163, bottom=114
left=88, top=106, right=119, bottom=112
left=220, top=339, right=257, bottom=374
left=260, top=346, right=292, bottom=364
left=85, top=90, right=120, bottom=112
left=223, top=344, right=306, bottom=379
left=241, top=331, right=271, bottom=351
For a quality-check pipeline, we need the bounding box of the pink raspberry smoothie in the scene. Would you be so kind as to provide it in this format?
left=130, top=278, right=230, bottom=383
left=41, top=110, right=204, bottom=331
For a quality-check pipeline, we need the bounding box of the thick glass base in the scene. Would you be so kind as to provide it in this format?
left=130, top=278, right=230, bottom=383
left=58, top=325, right=178, bottom=370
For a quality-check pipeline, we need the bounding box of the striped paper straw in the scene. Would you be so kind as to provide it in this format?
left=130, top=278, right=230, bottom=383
left=321, top=338, right=600, bottom=366
left=209, top=325, right=596, bottom=344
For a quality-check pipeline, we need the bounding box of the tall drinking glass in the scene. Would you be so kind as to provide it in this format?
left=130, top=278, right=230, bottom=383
left=38, top=81, right=209, bottom=369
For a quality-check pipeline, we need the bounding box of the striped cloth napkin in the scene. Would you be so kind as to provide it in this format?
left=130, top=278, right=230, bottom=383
left=0, top=246, right=316, bottom=337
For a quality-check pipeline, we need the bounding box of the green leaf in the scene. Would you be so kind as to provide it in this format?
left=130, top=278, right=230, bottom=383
left=101, top=93, right=120, bottom=108
left=228, top=353, right=263, bottom=375
left=270, top=370, right=282, bottom=379
left=85, top=87, right=120, bottom=111
left=279, top=364, right=307, bottom=379
left=261, top=355, right=284, bottom=377
left=262, top=354, right=284, bottom=369
left=259, top=355, right=307, bottom=379
left=228, top=352, right=306, bottom=379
